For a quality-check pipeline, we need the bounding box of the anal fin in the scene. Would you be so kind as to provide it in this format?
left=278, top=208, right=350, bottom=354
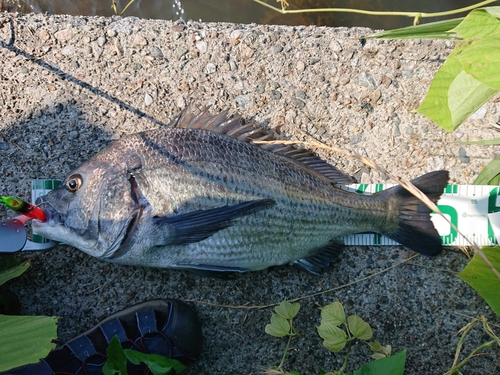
left=293, top=240, right=344, bottom=275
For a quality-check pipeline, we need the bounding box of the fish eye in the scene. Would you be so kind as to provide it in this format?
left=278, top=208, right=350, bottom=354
left=66, top=174, right=83, bottom=192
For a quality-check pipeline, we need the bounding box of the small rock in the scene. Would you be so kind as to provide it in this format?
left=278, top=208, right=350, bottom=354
left=69, top=131, right=79, bottom=139
left=269, top=90, right=282, bottom=100
left=349, top=135, right=363, bottom=144
left=329, top=39, right=342, bottom=52
left=296, top=90, right=307, bottom=99
left=20, top=67, right=28, bottom=74
left=273, top=45, right=283, bottom=53
left=0, top=142, right=10, bottom=151
left=133, top=34, right=148, bottom=47
left=405, top=126, right=414, bottom=135
left=176, top=96, right=186, bottom=109
left=470, top=106, right=487, bottom=120
left=393, top=116, right=401, bottom=136
left=107, top=29, right=117, bottom=37
left=402, top=70, right=412, bottom=79
left=71, top=61, right=79, bottom=69
left=54, top=28, right=74, bottom=42
left=60, top=46, right=74, bottom=56
left=205, top=63, right=217, bottom=74
left=144, top=93, right=153, bottom=106
left=150, top=46, right=164, bottom=58
left=230, top=30, right=244, bottom=39
left=175, top=47, right=188, bottom=60
left=196, top=41, right=208, bottom=54
left=82, top=36, right=91, bottom=44
left=458, top=147, right=470, bottom=163
left=338, top=77, right=350, bottom=86
left=292, top=98, right=305, bottom=109
left=240, top=43, right=254, bottom=59
left=356, top=72, right=377, bottom=89
left=255, top=81, right=266, bottom=94
left=234, top=81, right=244, bottom=90
left=97, top=37, right=106, bottom=47
left=236, top=94, right=251, bottom=108
left=296, top=61, right=306, bottom=72
left=38, top=29, right=50, bottom=41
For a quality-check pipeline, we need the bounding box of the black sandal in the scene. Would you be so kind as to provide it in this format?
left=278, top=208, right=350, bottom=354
left=3, top=299, right=202, bottom=375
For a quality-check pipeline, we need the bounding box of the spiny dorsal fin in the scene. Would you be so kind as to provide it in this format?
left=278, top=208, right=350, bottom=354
left=171, top=106, right=354, bottom=185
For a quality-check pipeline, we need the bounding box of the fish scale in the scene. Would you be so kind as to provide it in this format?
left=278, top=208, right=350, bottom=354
left=33, top=108, right=449, bottom=276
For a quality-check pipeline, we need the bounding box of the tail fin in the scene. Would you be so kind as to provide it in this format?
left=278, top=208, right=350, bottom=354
left=380, top=170, right=449, bottom=256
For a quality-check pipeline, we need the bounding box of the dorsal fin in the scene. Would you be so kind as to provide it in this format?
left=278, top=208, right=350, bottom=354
left=171, top=106, right=354, bottom=185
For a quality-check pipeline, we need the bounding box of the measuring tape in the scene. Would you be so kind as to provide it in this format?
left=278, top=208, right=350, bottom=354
left=31, top=180, right=500, bottom=247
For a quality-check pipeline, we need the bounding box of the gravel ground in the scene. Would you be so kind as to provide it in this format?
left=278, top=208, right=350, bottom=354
left=0, top=12, right=499, bottom=375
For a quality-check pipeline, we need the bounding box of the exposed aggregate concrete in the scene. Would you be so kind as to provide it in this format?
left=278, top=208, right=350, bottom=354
left=0, top=12, right=499, bottom=375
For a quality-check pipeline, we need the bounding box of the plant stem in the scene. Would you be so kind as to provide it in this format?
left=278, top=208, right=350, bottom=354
left=339, top=340, right=353, bottom=373
left=446, top=340, right=497, bottom=375
left=277, top=333, right=294, bottom=371
left=253, top=0, right=497, bottom=19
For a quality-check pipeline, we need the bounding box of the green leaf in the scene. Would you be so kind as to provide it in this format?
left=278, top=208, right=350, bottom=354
left=103, top=335, right=128, bottom=375
left=265, top=313, right=290, bottom=337
left=415, top=50, right=496, bottom=131
left=347, top=315, right=373, bottom=341
left=320, top=302, right=345, bottom=326
left=452, top=8, right=500, bottom=39
left=351, top=350, right=406, bottom=375
left=448, top=70, right=497, bottom=128
left=366, top=18, right=462, bottom=40
left=456, top=36, right=500, bottom=90
left=473, top=155, right=500, bottom=185
left=0, top=259, right=29, bottom=286
left=275, top=300, right=300, bottom=319
left=124, top=350, right=186, bottom=375
left=317, top=323, right=347, bottom=352
left=0, top=315, right=58, bottom=372
left=458, top=247, right=500, bottom=317
left=367, top=340, right=383, bottom=352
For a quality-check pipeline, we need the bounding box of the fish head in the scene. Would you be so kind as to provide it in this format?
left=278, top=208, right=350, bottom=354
left=32, top=153, right=143, bottom=259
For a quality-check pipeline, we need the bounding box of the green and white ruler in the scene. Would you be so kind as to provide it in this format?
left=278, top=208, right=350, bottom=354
left=342, top=184, right=500, bottom=247
left=31, top=180, right=500, bottom=247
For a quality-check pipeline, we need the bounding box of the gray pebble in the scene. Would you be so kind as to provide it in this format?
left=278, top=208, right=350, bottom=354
left=269, top=90, right=282, bottom=100
left=236, top=94, right=251, bottom=108
left=175, top=47, right=188, bottom=60
left=255, top=81, right=266, bottom=94
left=402, top=70, right=412, bottom=79
left=107, top=29, right=117, bottom=37
left=405, top=126, right=414, bottom=135
left=393, top=115, right=401, bottom=137
left=69, top=131, right=79, bottom=139
left=71, top=61, right=79, bottom=69
left=356, top=72, right=376, bottom=89
left=0, top=142, right=10, bottom=151
left=470, top=106, right=487, bottom=120
left=54, top=28, right=74, bottom=41
left=273, top=45, right=283, bottom=53
left=296, top=90, right=307, bottom=99
left=268, top=81, right=280, bottom=89
left=144, top=93, right=153, bottom=106
left=206, top=63, right=217, bottom=74
left=60, top=46, right=74, bottom=56
left=292, top=98, right=305, bottom=109
left=97, top=37, right=106, bottom=47
left=150, top=46, right=164, bottom=58
left=196, top=41, right=208, bottom=54
left=458, top=147, right=470, bottom=163
left=349, top=135, right=363, bottom=144
left=20, top=67, right=28, bottom=74
left=329, top=39, right=342, bottom=52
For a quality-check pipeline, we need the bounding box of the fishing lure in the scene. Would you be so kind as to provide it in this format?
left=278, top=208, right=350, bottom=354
left=0, top=196, right=47, bottom=222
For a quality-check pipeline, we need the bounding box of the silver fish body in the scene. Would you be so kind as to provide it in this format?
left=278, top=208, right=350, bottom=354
left=33, top=109, right=449, bottom=275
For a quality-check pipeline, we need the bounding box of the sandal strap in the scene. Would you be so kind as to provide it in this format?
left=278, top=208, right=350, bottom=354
left=100, top=317, right=128, bottom=343
left=65, top=335, right=97, bottom=362
left=136, top=309, right=156, bottom=335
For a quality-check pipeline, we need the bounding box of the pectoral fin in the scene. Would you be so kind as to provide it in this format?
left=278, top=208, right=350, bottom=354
left=293, top=240, right=344, bottom=275
left=155, top=199, right=275, bottom=245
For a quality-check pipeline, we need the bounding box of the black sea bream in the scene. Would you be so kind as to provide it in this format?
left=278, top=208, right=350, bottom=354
left=33, top=109, right=448, bottom=276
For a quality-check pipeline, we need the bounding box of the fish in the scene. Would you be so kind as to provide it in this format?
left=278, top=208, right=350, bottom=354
left=32, top=108, right=449, bottom=276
